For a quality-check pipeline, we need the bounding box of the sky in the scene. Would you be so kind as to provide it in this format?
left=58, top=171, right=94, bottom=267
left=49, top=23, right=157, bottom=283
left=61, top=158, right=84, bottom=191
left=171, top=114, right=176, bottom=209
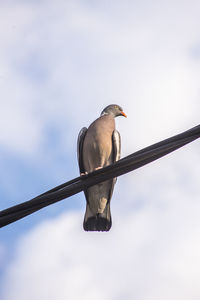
left=0, top=0, right=200, bottom=299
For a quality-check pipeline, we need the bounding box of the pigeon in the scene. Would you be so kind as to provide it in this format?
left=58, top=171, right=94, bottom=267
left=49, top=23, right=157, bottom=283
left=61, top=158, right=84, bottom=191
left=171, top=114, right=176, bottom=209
left=77, top=104, right=127, bottom=231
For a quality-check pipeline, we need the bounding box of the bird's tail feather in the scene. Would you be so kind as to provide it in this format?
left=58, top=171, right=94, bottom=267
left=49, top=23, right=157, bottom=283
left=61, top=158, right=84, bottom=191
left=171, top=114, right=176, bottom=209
left=83, top=203, right=112, bottom=232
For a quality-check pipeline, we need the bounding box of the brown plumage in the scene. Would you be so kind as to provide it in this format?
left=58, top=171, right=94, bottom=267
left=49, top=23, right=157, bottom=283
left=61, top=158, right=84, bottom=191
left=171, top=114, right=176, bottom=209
left=77, top=104, right=127, bottom=231
left=83, top=115, right=115, bottom=172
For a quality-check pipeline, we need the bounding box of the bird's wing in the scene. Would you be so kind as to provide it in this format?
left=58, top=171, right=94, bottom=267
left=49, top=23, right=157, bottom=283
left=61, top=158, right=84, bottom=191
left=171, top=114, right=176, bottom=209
left=77, top=127, right=87, bottom=174
left=107, top=129, right=121, bottom=200
left=112, top=129, right=121, bottom=163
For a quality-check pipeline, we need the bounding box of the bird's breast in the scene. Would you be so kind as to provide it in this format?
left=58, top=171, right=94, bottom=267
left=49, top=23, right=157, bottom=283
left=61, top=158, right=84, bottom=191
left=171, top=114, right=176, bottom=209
left=83, top=116, right=115, bottom=172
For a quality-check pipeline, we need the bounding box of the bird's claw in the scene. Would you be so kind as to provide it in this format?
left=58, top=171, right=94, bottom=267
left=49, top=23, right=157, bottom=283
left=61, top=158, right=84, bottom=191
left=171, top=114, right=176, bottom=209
left=80, top=172, right=88, bottom=176
left=94, top=167, right=103, bottom=171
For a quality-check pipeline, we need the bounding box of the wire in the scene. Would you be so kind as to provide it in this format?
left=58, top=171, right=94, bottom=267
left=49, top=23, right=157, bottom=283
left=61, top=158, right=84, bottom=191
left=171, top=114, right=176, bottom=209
left=0, top=124, right=199, bottom=228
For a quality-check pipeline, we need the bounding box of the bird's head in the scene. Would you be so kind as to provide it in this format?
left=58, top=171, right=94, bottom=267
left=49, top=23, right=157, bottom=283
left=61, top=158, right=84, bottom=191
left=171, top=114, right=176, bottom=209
left=100, top=104, right=127, bottom=118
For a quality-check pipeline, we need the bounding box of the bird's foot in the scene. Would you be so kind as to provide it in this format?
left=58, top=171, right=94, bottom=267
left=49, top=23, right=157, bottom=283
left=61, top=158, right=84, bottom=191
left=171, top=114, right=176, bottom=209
left=94, top=167, right=103, bottom=171
left=81, top=168, right=102, bottom=176
left=80, top=172, right=88, bottom=176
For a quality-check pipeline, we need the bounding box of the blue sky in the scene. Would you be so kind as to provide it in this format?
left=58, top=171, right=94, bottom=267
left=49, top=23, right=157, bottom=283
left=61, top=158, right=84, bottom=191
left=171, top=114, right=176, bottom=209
left=0, top=0, right=200, bottom=299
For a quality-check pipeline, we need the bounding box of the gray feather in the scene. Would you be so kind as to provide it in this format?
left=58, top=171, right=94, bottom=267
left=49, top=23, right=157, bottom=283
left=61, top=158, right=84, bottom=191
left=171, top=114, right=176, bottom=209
left=77, top=127, right=87, bottom=174
left=112, top=130, right=121, bottom=162
left=77, top=113, right=124, bottom=232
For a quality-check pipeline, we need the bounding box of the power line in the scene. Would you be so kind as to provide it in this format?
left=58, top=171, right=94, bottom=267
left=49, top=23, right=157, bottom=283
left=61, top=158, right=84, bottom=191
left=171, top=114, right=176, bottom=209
left=0, top=124, right=199, bottom=228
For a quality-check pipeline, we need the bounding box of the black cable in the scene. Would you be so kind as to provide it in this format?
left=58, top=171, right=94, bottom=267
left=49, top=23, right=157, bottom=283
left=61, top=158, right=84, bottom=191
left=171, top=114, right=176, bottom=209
left=0, top=124, right=199, bottom=228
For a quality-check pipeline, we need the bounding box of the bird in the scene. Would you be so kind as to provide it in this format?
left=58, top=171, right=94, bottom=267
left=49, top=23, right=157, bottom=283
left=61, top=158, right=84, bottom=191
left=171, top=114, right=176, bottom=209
left=77, top=104, right=127, bottom=232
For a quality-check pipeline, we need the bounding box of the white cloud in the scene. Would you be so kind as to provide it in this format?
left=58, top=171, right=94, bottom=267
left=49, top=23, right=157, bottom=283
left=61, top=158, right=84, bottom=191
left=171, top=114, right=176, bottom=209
left=2, top=178, right=200, bottom=300
left=0, top=0, right=199, bottom=159
left=0, top=1, right=200, bottom=298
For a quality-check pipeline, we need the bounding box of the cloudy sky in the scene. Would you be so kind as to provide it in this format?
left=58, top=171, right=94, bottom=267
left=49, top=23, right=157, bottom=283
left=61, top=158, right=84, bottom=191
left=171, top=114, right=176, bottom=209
left=0, top=0, right=200, bottom=299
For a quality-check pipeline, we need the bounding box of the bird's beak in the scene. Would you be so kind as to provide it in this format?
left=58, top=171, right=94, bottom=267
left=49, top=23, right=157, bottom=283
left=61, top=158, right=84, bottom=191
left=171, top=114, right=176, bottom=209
left=120, top=111, right=127, bottom=118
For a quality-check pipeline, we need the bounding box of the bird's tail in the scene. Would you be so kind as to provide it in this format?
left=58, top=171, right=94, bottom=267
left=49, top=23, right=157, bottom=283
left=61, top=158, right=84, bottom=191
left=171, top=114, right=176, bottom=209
left=83, top=203, right=112, bottom=232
